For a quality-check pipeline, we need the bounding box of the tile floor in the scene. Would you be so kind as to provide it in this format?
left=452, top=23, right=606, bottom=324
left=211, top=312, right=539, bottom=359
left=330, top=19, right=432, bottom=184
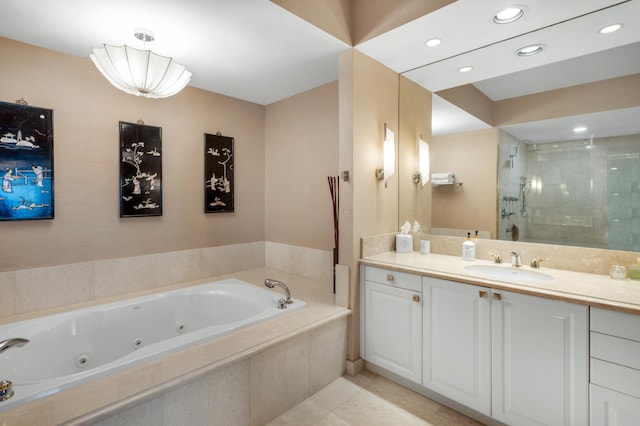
left=266, top=370, right=485, bottom=426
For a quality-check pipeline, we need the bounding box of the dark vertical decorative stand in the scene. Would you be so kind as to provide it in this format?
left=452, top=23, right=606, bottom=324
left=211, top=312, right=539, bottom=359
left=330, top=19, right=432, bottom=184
left=328, top=176, right=339, bottom=293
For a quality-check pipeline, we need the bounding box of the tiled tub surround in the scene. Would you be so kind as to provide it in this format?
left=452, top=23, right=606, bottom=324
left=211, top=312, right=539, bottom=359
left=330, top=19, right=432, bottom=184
left=0, top=241, right=334, bottom=319
left=0, top=268, right=350, bottom=425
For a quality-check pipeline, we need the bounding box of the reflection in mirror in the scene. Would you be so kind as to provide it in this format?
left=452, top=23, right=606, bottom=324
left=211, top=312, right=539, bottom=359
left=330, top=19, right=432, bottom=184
left=394, top=2, right=640, bottom=251
left=498, top=130, right=640, bottom=251
left=491, top=41, right=640, bottom=250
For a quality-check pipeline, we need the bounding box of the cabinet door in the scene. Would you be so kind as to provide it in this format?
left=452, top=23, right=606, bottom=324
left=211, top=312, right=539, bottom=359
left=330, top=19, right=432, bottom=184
left=591, top=384, right=640, bottom=426
left=492, top=290, right=588, bottom=426
left=364, top=280, right=422, bottom=383
left=422, top=278, right=491, bottom=416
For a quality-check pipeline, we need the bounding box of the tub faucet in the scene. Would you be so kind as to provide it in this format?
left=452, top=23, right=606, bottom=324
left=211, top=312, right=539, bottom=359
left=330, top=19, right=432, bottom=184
left=510, top=251, right=522, bottom=268
left=0, top=338, right=28, bottom=402
left=0, top=338, right=29, bottom=355
left=264, top=279, right=292, bottom=307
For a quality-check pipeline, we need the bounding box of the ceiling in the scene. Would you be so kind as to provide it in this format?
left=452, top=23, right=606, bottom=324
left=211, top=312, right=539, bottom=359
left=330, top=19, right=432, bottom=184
left=0, top=0, right=350, bottom=105
left=0, top=0, right=639, bottom=141
left=357, top=0, right=640, bottom=141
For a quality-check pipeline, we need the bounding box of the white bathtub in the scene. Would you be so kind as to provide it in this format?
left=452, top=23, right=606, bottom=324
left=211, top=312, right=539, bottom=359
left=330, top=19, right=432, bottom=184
left=0, top=278, right=305, bottom=411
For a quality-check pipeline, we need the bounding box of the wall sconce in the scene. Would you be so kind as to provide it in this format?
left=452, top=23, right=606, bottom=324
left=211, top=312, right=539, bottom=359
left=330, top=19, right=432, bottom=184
left=412, top=135, right=430, bottom=186
left=376, top=123, right=395, bottom=187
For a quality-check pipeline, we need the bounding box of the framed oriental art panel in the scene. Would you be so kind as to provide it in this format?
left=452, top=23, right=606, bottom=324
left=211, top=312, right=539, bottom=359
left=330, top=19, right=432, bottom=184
left=119, top=121, right=162, bottom=218
left=0, top=100, right=54, bottom=220
left=204, top=133, right=234, bottom=213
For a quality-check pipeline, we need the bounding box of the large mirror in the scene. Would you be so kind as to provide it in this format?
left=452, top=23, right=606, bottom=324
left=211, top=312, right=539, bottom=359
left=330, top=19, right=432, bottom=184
left=388, top=1, right=640, bottom=251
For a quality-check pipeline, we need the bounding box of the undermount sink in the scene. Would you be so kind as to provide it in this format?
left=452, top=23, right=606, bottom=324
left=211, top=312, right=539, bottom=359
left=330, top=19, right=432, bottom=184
left=464, top=264, right=553, bottom=283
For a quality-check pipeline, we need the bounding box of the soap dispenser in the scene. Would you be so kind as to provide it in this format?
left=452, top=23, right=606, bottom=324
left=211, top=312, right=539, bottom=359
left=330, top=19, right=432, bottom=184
left=462, top=232, right=476, bottom=261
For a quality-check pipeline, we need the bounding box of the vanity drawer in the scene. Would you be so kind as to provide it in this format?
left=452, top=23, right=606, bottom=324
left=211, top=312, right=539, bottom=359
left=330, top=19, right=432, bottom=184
left=591, top=358, right=640, bottom=399
left=591, top=332, right=640, bottom=370
left=365, top=266, right=421, bottom=292
left=591, top=308, right=640, bottom=341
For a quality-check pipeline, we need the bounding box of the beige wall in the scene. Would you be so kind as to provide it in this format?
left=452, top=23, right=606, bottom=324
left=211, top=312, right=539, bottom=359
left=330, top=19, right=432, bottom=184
left=494, top=73, right=640, bottom=127
left=340, top=49, right=399, bottom=361
left=0, top=37, right=266, bottom=272
left=436, top=84, right=494, bottom=126
left=265, top=82, right=339, bottom=251
left=398, top=75, right=432, bottom=229
left=431, top=128, right=498, bottom=238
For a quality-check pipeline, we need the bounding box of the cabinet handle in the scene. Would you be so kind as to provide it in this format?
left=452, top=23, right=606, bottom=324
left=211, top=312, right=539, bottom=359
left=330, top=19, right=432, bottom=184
left=412, top=294, right=420, bottom=302
left=493, top=292, right=502, bottom=301
left=479, top=290, right=487, bottom=298
left=386, top=274, right=394, bottom=282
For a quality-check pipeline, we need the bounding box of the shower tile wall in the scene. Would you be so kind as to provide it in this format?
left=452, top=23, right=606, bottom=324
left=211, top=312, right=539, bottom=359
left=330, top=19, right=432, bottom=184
left=497, top=130, right=528, bottom=241
left=499, top=133, right=640, bottom=250
left=606, top=135, right=640, bottom=252
left=526, top=141, right=596, bottom=246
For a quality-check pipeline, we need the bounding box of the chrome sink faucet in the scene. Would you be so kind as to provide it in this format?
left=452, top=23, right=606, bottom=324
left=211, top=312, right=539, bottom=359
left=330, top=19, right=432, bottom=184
left=510, top=251, right=522, bottom=267
left=530, top=258, right=549, bottom=269
left=264, top=279, right=292, bottom=309
left=0, top=338, right=29, bottom=402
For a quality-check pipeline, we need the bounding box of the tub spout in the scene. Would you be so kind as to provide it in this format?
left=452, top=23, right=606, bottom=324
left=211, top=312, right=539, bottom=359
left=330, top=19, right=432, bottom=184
left=0, top=338, right=28, bottom=402
left=0, top=338, right=29, bottom=355
left=264, top=279, right=292, bottom=306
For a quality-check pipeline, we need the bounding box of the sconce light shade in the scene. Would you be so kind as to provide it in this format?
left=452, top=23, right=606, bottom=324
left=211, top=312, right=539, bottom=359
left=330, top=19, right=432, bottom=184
left=383, top=125, right=395, bottom=183
left=377, top=124, right=395, bottom=186
left=90, top=32, right=192, bottom=99
left=419, top=136, right=430, bottom=186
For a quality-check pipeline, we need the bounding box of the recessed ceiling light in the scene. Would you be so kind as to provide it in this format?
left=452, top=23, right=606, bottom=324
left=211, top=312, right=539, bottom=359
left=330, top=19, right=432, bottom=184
left=515, top=44, right=545, bottom=56
left=574, top=126, right=588, bottom=133
left=493, top=6, right=525, bottom=24
left=458, top=66, right=473, bottom=73
left=600, top=23, right=623, bottom=34
left=425, top=38, right=442, bottom=47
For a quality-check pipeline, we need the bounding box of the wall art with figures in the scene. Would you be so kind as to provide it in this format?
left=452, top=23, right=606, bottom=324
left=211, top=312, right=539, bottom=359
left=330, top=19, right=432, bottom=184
left=0, top=100, right=54, bottom=220
left=119, top=121, right=162, bottom=218
left=204, top=133, right=234, bottom=213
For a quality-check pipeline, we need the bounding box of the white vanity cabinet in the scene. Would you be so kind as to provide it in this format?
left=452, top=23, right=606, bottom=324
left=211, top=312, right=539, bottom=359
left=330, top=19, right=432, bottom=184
left=422, top=277, right=492, bottom=415
left=491, top=289, right=588, bottom=426
left=362, top=266, right=422, bottom=384
left=422, top=276, right=589, bottom=425
left=590, top=307, right=640, bottom=426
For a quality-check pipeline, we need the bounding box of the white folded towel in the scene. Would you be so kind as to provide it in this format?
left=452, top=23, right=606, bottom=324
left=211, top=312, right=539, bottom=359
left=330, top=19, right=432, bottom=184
left=432, top=179, right=454, bottom=185
left=432, top=172, right=455, bottom=180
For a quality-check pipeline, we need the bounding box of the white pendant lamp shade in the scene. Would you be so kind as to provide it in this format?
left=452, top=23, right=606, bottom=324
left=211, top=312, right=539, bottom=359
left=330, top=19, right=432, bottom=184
left=90, top=43, right=192, bottom=99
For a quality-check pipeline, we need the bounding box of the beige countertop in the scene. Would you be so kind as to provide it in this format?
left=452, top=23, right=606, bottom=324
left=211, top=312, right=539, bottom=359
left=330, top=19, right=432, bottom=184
left=0, top=268, right=350, bottom=425
left=361, top=252, right=640, bottom=315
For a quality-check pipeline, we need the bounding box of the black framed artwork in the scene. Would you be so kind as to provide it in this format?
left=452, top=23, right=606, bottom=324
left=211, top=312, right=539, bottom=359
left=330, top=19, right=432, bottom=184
left=119, top=121, right=162, bottom=217
left=204, top=133, right=234, bottom=213
left=0, top=100, right=54, bottom=220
